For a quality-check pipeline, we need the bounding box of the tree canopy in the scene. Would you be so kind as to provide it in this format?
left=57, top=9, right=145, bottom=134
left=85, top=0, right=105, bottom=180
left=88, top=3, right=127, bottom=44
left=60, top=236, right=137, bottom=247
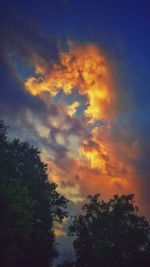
left=69, top=194, right=150, bottom=267
left=0, top=121, right=68, bottom=267
left=1, top=120, right=150, bottom=267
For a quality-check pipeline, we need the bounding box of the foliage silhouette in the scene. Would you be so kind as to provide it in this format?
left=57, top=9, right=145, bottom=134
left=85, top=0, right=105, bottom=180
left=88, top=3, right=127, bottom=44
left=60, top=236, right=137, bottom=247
left=0, top=121, right=68, bottom=267
left=69, top=194, right=150, bottom=267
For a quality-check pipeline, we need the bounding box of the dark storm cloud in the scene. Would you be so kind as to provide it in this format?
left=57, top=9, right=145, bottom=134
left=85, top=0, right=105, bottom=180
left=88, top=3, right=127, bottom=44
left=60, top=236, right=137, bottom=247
left=0, top=56, right=45, bottom=115
left=0, top=6, right=59, bottom=117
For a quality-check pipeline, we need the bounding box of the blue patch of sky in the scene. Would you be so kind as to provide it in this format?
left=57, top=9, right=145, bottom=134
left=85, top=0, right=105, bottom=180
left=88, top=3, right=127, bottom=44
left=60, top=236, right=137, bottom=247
left=10, top=55, right=36, bottom=81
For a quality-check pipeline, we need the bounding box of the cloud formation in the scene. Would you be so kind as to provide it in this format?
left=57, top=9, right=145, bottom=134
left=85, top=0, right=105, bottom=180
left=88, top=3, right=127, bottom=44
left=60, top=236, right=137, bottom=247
left=25, top=42, right=117, bottom=121
left=0, top=6, right=59, bottom=117
left=0, top=7, right=150, bottom=222
left=23, top=41, right=139, bottom=206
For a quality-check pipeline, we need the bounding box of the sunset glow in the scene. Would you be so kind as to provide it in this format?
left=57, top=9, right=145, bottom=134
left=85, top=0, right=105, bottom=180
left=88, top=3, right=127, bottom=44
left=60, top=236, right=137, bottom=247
left=24, top=42, right=138, bottom=205
left=1, top=1, right=150, bottom=264
left=25, top=43, right=114, bottom=121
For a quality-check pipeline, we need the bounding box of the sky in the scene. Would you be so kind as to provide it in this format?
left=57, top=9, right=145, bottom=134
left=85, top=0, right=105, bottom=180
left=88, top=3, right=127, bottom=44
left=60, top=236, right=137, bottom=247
left=1, top=0, right=150, bottom=262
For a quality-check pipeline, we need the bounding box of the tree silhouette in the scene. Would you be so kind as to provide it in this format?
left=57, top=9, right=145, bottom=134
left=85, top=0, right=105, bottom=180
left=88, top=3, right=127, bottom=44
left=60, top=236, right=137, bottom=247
left=0, top=121, right=68, bottom=267
left=69, top=194, right=150, bottom=267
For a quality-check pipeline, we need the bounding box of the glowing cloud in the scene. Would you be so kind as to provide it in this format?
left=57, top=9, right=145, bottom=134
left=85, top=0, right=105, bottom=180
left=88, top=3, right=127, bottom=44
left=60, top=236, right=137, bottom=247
left=67, top=101, right=80, bottom=117
left=24, top=41, right=139, bottom=208
left=25, top=42, right=115, bottom=122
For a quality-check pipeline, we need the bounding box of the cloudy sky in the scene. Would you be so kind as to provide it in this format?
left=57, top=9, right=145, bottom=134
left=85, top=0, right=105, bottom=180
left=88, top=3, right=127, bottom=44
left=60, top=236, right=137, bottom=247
left=1, top=0, right=150, bottom=261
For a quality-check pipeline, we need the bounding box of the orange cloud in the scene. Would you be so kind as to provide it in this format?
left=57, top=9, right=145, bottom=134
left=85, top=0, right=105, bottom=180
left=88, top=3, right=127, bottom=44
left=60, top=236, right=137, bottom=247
left=78, top=125, right=139, bottom=198
left=25, top=42, right=116, bottom=122
left=24, top=41, right=141, bottom=211
left=54, top=228, right=66, bottom=237
left=67, top=101, right=80, bottom=117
